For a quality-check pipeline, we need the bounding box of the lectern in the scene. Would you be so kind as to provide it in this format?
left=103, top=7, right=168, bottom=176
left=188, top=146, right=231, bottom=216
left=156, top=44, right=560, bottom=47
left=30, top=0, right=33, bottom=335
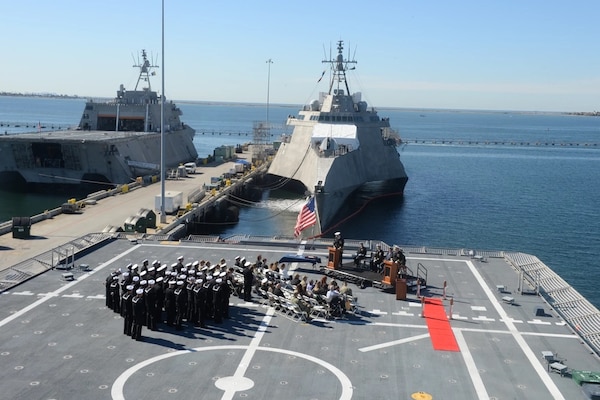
left=382, top=260, right=399, bottom=286
left=327, top=247, right=341, bottom=270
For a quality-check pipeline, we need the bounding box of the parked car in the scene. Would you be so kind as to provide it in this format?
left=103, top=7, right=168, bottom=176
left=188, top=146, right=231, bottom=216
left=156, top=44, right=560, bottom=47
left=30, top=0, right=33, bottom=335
left=184, top=162, right=197, bottom=174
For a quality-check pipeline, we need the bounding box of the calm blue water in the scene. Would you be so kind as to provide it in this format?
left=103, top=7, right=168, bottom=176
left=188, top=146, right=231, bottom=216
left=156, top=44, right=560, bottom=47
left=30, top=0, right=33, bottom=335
left=1, top=96, right=599, bottom=306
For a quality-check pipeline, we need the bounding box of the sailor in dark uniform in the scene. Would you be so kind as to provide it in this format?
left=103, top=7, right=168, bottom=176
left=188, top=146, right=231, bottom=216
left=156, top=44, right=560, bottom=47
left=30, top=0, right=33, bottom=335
left=371, top=244, right=386, bottom=273
left=353, top=242, right=368, bottom=267
left=234, top=255, right=242, bottom=271
left=109, top=276, right=121, bottom=314
left=333, top=231, right=345, bottom=252
left=146, top=264, right=156, bottom=280
left=154, top=276, right=165, bottom=328
left=120, top=271, right=131, bottom=294
left=203, top=275, right=215, bottom=320
left=164, top=280, right=177, bottom=327
left=144, top=279, right=157, bottom=331
left=131, top=288, right=146, bottom=341
left=186, top=277, right=196, bottom=323
left=174, top=280, right=186, bottom=330
left=192, top=276, right=207, bottom=328
left=121, top=285, right=135, bottom=336
left=105, top=271, right=118, bottom=309
left=333, top=232, right=345, bottom=268
left=212, top=277, right=225, bottom=323
left=175, top=256, right=184, bottom=273
left=219, top=271, right=231, bottom=319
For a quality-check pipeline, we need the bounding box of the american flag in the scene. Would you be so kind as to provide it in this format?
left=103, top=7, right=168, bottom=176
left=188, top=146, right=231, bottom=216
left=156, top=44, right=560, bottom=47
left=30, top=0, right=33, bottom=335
left=294, top=196, right=317, bottom=237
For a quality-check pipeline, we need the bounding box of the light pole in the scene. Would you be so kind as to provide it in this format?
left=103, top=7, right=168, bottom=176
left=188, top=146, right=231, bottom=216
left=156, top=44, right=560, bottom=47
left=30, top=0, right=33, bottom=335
left=160, top=0, right=166, bottom=223
left=266, top=59, right=273, bottom=128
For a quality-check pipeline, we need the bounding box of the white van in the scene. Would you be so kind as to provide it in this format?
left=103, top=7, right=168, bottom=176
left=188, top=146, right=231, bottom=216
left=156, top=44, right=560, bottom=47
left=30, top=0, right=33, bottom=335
left=184, top=162, right=197, bottom=174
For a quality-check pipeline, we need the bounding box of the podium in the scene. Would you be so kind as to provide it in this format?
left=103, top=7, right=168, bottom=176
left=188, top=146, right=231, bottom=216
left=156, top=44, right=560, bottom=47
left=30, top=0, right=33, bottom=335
left=382, top=260, right=399, bottom=286
left=327, top=247, right=342, bottom=270
left=396, top=278, right=407, bottom=300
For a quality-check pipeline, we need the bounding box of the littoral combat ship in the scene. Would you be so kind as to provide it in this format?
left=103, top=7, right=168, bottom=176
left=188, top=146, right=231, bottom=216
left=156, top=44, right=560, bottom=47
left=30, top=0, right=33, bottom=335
left=0, top=50, right=197, bottom=189
left=268, top=41, right=408, bottom=235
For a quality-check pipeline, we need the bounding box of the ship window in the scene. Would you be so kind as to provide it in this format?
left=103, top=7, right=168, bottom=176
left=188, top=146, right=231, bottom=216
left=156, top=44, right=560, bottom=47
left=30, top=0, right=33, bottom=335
left=323, top=116, right=330, bottom=121
left=342, top=116, right=348, bottom=122
left=355, top=116, right=363, bottom=122
left=336, top=116, right=342, bottom=122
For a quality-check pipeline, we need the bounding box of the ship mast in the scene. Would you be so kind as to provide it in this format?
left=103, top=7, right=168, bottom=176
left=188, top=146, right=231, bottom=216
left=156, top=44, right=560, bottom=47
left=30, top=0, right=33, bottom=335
left=133, top=49, right=158, bottom=91
left=323, top=40, right=356, bottom=95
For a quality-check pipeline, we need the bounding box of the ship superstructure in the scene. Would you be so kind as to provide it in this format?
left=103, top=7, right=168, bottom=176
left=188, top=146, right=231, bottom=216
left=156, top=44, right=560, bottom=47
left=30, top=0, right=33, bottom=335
left=268, top=41, right=408, bottom=234
left=0, top=50, right=197, bottom=188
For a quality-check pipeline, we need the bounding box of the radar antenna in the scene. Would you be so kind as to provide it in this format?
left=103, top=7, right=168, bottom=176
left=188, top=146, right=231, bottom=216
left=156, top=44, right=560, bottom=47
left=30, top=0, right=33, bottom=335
left=133, top=49, right=159, bottom=91
left=322, top=40, right=357, bottom=95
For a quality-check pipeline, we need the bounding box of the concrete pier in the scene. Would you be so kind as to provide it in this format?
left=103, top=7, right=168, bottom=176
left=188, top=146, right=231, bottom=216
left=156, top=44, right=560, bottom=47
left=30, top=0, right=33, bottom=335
left=0, top=156, right=266, bottom=277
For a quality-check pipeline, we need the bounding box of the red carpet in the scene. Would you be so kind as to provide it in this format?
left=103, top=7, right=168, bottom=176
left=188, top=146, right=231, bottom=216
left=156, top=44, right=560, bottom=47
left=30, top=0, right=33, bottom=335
left=423, top=298, right=459, bottom=352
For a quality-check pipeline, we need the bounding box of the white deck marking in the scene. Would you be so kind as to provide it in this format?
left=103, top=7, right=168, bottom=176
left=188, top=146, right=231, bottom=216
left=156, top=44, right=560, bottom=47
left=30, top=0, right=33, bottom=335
left=392, top=310, right=415, bottom=316
left=370, top=309, right=387, bottom=315
left=465, top=260, right=565, bottom=400
left=62, top=294, right=84, bottom=298
left=454, top=329, right=489, bottom=400
left=451, top=314, right=468, bottom=320
left=218, top=308, right=275, bottom=400
left=528, top=319, right=552, bottom=325
left=358, top=333, right=430, bottom=353
left=0, top=245, right=139, bottom=329
left=472, top=316, right=495, bottom=322
left=111, top=307, right=354, bottom=400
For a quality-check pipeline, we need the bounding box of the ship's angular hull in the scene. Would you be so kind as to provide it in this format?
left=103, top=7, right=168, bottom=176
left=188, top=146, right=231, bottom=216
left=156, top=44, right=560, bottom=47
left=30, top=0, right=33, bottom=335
left=0, top=128, right=197, bottom=188
left=0, top=50, right=197, bottom=189
left=268, top=41, right=408, bottom=236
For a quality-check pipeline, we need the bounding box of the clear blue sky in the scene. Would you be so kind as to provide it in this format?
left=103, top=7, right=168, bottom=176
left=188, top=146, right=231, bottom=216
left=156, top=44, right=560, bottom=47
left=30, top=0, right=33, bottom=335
left=2, top=0, right=600, bottom=112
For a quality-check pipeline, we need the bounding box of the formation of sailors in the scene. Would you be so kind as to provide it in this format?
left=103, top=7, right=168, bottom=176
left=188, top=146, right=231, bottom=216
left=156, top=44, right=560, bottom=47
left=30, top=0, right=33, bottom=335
left=104, top=250, right=361, bottom=339
left=104, top=255, right=250, bottom=341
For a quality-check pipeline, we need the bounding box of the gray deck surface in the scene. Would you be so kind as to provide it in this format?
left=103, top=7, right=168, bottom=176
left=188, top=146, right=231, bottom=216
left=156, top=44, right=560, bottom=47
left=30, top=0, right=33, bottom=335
left=1, top=237, right=598, bottom=400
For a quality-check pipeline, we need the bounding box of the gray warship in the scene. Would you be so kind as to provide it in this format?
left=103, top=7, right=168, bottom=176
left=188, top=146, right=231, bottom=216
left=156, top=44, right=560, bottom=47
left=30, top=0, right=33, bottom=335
left=0, top=50, right=197, bottom=188
left=268, top=41, right=408, bottom=235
